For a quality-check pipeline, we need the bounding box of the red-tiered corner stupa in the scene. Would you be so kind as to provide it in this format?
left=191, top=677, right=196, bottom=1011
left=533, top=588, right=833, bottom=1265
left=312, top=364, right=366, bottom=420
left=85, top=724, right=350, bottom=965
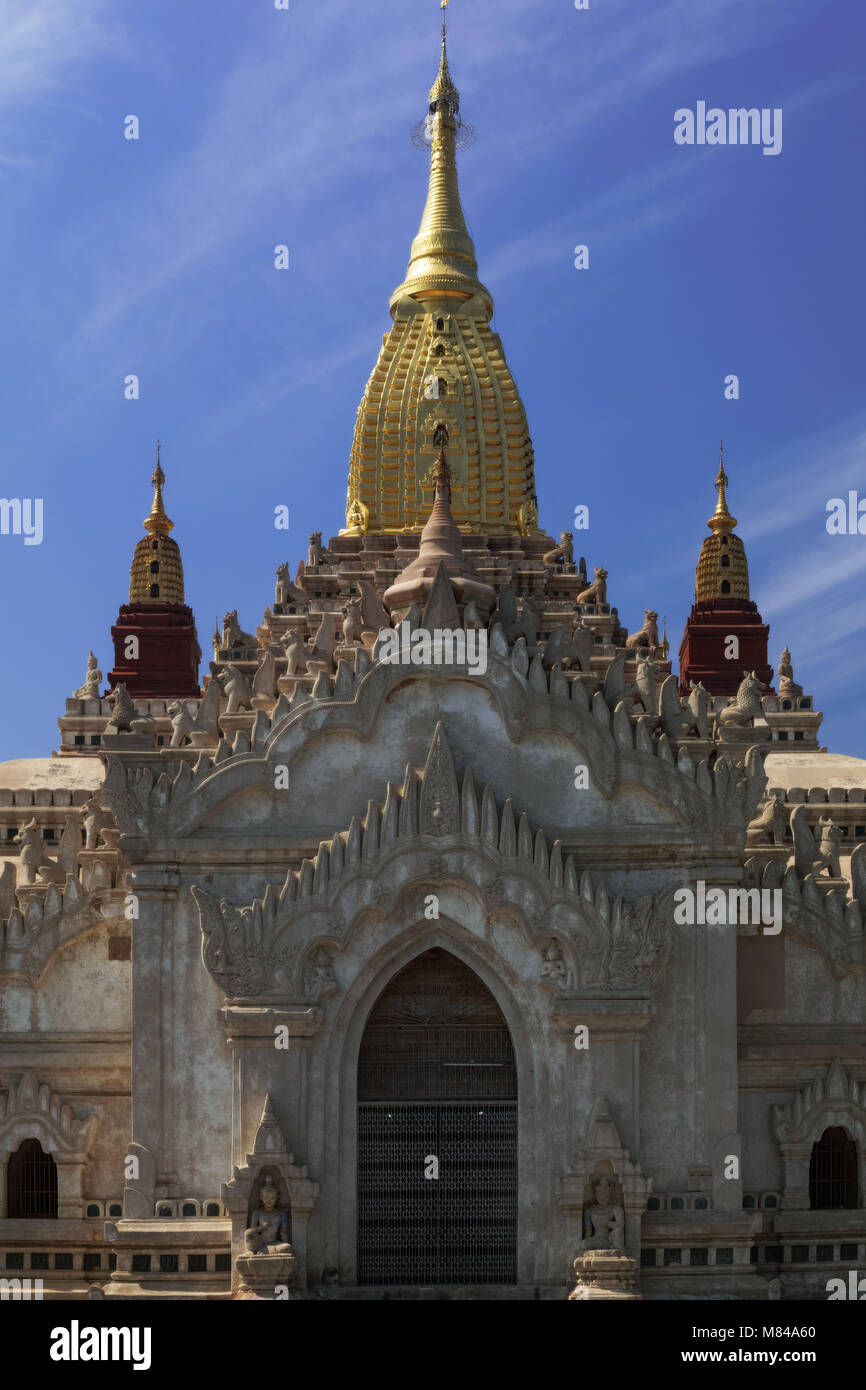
left=678, top=449, right=773, bottom=697
left=106, top=448, right=201, bottom=698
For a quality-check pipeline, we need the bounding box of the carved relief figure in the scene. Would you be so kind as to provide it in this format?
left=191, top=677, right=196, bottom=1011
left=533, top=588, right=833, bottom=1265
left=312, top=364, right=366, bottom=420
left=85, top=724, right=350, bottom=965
left=576, top=567, right=607, bottom=607
left=244, top=1174, right=292, bottom=1255
left=539, top=941, right=569, bottom=991
left=582, top=1172, right=625, bottom=1252
left=303, top=946, right=337, bottom=997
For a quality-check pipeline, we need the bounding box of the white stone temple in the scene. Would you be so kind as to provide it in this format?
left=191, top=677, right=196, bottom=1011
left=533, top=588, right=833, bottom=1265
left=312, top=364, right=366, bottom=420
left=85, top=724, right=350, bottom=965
left=1, top=25, right=864, bottom=1302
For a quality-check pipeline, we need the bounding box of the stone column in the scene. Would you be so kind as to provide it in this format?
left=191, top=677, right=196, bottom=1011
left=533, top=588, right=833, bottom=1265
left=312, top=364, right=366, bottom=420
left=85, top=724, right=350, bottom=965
left=55, top=1158, right=85, bottom=1219
left=124, top=866, right=180, bottom=1218
left=780, top=1145, right=812, bottom=1210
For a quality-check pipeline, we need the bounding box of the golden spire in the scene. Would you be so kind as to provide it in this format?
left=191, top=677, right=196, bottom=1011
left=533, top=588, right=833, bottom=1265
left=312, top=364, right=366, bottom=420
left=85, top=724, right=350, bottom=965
left=694, top=443, right=750, bottom=603
left=429, top=16, right=458, bottom=109
left=433, top=444, right=452, bottom=503
left=144, top=442, right=174, bottom=536
left=342, top=9, right=539, bottom=536
left=707, top=441, right=737, bottom=534
left=128, top=443, right=185, bottom=603
left=390, top=12, right=491, bottom=313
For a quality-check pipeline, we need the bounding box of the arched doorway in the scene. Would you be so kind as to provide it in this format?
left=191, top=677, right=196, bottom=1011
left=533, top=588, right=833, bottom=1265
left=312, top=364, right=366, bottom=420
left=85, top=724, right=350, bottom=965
left=357, top=948, right=517, bottom=1285
left=8, top=1138, right=58, bottom=1218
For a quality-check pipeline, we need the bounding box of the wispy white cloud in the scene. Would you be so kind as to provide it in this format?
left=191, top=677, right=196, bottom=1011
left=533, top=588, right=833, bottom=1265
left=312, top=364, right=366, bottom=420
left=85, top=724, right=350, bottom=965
left=761, top=540, right=866, bottom=617
left=69, top=0, right=813, bottom=340
left=741, top=422, right=866, bottom=542
left=482, top=152, right=705, bottom=283
left=0, top=0, right=119, bottom=108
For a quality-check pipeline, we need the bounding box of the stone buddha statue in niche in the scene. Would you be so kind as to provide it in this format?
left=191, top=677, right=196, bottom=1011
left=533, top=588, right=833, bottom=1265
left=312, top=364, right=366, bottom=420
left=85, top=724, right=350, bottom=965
left=244, top=1174, right=292, bottom=1255
left=582, top=1173, right=625, bottom=1252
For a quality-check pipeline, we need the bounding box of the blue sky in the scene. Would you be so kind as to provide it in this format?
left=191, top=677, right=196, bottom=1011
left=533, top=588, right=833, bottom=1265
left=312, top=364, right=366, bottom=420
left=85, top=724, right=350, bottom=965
left=0, top=0, right=864, bottom=761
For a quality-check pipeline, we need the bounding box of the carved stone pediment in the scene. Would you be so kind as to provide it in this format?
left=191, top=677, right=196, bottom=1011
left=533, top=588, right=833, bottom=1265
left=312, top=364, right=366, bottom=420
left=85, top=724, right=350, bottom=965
left=773, top=1059, right=865, bottom=1145
left=193, top=724, right=676, bottom=1002
left=0, top=1070, right=98, bottom=1160
left=772, top=1059, right=866, bottom=1211
left=0, top=873, right=126, bottom=985
left=95, top=630, right=766, bottom=855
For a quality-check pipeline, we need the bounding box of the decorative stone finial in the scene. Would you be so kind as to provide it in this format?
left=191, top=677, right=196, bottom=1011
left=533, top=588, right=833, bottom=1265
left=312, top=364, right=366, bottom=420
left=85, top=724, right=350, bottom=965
left=382, top=444, right=494, bottom=614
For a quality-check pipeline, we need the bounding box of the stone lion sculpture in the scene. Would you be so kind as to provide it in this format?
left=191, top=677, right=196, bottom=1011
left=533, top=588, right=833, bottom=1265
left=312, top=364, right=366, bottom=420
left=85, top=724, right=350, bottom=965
left=625, top=609, right=659, bottom=651
left=576, top=567, right=607, bottom=606
left=221, top=611, right=256, bottom=650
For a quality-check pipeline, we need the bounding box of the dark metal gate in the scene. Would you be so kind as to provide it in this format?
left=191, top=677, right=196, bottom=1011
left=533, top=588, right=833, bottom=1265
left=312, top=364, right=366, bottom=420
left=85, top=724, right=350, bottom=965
left=357, top=949, right=517, bottom=1285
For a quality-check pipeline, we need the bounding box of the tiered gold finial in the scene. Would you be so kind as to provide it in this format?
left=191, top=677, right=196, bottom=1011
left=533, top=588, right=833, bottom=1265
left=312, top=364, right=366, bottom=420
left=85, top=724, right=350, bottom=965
left=707, top=441, right=737, bottom=534
left=144, top=442, right=174, bottom=536
left=129, top=444, right=185, bottom=603
left=694, top=442, right=750, bottom=602
left=390, top=8, right=490, bottom=312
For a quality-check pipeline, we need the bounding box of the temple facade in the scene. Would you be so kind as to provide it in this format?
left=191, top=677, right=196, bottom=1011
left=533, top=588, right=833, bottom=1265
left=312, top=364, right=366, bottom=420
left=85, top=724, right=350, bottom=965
left=1, top=27, right=864, bottom=1302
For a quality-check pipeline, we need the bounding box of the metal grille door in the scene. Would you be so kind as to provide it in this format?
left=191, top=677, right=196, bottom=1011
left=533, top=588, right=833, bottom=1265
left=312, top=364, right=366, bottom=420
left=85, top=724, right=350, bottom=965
left=357, top=949, right=517, bottom=1285
left=357, top=1103, right=517, bottom=1284
left=809, top=1126, right=858, bottom=1208
left=7, top=1138, right=58, bottom=1218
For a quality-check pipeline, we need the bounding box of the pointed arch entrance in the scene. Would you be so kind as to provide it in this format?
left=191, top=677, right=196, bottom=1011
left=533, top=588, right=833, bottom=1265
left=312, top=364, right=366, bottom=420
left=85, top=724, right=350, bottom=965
left=357, top=948, right=517, bottom=1285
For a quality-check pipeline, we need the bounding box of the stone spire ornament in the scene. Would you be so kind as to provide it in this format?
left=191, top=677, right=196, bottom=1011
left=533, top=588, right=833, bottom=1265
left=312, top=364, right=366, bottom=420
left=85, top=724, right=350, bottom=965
left=382, top=447, right=495, bottom=615
left=677, top=445, right=772, bottom=696
left=129, top=446, right=184, bottom=605
left=107, top=446, right=202, bottom=698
